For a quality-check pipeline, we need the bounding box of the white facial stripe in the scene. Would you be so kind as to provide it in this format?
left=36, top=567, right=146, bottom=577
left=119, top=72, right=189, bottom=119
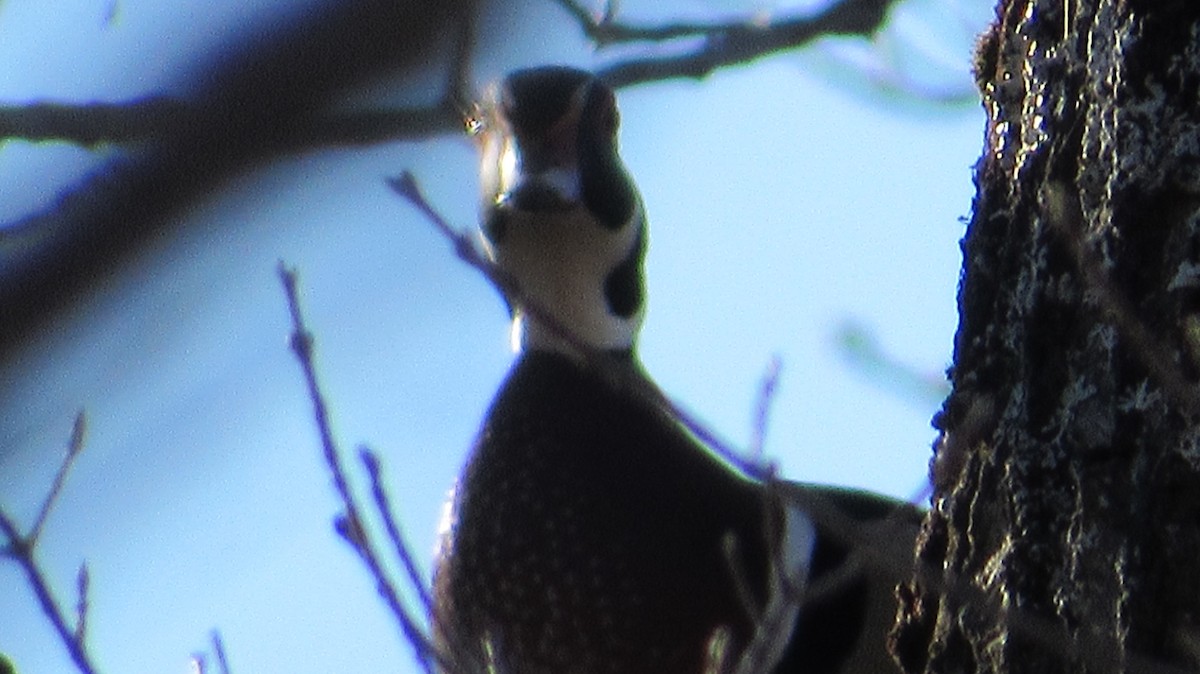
left=494, top=140, right=581, bottom=207
left=478, top=119, right=506, bottom=207
left=494, top=202, right=645, bottom=354
left=497, top=139, right=519, bottom=200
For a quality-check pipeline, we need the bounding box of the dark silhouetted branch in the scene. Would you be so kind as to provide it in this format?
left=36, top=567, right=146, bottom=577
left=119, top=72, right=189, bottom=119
left=553, top=0, right=897, bottom=88
left=0, top=98, right=188, bottom=147
left=0, top=0, right=474, bottom=363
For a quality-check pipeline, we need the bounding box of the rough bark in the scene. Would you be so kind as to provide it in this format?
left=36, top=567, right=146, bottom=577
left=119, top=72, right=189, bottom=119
left=893, top=1, right=1200, bottom=672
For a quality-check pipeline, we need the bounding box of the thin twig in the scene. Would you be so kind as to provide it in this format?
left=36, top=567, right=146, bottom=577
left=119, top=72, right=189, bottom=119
left=0, top=99, right=461, bottom=153
left=30, top=410, right=87, bottom=545
left=551, top=0, right=724, bottom=44
left=74, top=563, right=90, bottom=644
left=359, top=447, right=435, bottom=614
left=278, top=263, right=445, bottom=674
left=748, top=355, right=783, bottom=461
left=278, top=265, right=355, bottom=527
left=385, top=173, right=494, bottom=279
left=0, top=414, right=99, bottom=674
left=552, top=0, right=898, bottom=89
left=211, top=630, right=231, bottom=674
left=0, top=511, right=97, bottom=674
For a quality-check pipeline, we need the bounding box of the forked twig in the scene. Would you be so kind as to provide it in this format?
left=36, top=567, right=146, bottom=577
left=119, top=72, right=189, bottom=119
left=278, top=263, right=447, bottom=674
left=0, top=412, right=98, bottom=674
left=553, top=0, right=899, bottom=89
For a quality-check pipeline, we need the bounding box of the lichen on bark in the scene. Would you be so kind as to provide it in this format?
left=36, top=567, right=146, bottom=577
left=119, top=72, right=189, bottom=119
left=893, top=1, right=1200, bottom=672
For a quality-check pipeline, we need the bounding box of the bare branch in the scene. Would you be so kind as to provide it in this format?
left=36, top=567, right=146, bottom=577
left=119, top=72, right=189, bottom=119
left=385, top=173, right=498, bottom=284
left=748, top=355, right=783, bottom=460
left=554, top=0, right=899, bottom=88
left=29, top=411, right=87, bottom=545
left=551, top=0, right=726, bottom=44
left=359, top=447, right=434, bottom=615
left=0, top=417, right=99, bottom=674
left=74, top=563, right=90, bottom=644
left=0, top=1, right=474, bottom=359
left=211, top=630, right=231, bottom=674
left=278, top=263, right=457, bottom=674
left=0, top=99, right=462, bottom=153
left=0, top=0, right=901, bottom=150
left=0, top=99, right=188, bottom=147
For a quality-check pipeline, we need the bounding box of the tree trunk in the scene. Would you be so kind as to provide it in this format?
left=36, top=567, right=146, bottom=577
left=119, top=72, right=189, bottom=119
left=892, top=1, right=1200, bottom=672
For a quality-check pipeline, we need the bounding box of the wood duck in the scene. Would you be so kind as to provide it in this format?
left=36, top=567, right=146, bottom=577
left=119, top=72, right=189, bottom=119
left=432, top=65, right=919, bottom=674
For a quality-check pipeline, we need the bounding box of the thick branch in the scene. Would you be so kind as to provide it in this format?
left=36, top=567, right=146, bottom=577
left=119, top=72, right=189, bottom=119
left=0, top=0, right=475, bottom=362
left=0, top=99, right=462, bottom=150
left=0, top=0, right=900, bottom=150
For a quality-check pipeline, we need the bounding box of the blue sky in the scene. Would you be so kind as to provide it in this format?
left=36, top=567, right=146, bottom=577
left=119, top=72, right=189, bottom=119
left=1, top=0, right=987, bottom=671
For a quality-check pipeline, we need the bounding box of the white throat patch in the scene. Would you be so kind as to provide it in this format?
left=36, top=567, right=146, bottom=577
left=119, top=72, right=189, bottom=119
left=483, top=202, right=645, bottom=355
